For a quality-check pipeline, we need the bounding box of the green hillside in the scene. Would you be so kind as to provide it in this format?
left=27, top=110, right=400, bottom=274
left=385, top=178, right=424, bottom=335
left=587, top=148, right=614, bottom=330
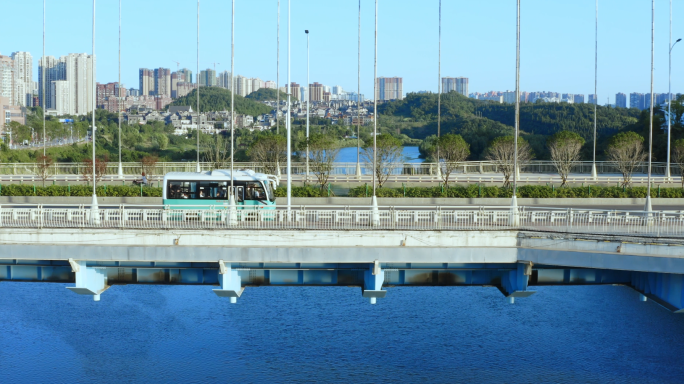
left=246, top=88, right=292, bottom=101
left=167, top=87, right=272, bottom=116
left=380, top=91, right=640, bottom=139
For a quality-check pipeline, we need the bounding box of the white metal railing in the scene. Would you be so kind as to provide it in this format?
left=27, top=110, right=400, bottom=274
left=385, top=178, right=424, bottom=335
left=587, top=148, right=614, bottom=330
left=0, top=161, right=680, bottom=178
left=1, top=205, right=683, bottom=238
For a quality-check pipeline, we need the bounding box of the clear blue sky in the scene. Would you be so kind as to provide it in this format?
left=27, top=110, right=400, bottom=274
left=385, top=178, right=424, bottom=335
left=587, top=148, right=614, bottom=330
left=2, top=0, right=683, bottom=103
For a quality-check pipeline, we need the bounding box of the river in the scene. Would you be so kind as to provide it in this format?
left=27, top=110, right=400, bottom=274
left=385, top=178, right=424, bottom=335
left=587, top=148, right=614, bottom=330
left=336, top=146, right=424, bottom=163
left=1, top=282, right=683, bottom=383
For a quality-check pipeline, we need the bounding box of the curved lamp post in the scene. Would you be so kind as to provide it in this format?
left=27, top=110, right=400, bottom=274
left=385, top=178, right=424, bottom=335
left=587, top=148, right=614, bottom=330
left=666, top=0, right=681, bottom=180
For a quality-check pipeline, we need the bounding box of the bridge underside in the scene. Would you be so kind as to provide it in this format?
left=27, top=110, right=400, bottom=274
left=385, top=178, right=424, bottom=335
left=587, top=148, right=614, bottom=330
left=0, top=229, right=683, bottom=309
left=0, top=259, right=679, bottom=310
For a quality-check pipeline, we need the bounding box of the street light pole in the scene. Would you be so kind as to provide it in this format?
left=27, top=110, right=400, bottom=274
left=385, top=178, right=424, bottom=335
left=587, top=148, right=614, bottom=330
left=646, top=0, right=655, bottom=212
left=277, top=0, right=280, bottom=136
left=91, top=0, right=98, bottom=218
left=371, top=0, right=379, bottom=226
left=229, top=0, right=237, bottom=226
left=436, top=0, right=441, bottom=180
left=42, top=0, right=45, bottom=157
left=511, top=0, right=520, bottom=225
left=666, top=0, right=681, bottom=180
left=286, top=0, right=291, bottom=209
left=305, top=30, right=310, bottom=184
left=196, top=0, right=201, bottom=173
left=591, top=0, right=598, bottom=180
left=117, top=0, right=123, bottom=179
left=356, top=0, right=362, bottom=177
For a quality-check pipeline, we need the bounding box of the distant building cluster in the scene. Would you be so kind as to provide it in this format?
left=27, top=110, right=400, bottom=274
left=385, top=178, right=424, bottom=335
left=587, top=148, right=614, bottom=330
left=470, top=91, right=585, bottom=104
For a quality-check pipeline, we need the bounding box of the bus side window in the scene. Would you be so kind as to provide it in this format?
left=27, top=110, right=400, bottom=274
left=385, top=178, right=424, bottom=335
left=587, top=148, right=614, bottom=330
left=168, top=181, right=197, bottom=199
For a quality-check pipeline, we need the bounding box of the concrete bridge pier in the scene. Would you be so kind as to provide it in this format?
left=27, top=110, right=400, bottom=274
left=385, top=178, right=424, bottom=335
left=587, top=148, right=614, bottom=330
left=213, top=260, right=244, bottom=303
left=65, top=259, right=109, bottom=301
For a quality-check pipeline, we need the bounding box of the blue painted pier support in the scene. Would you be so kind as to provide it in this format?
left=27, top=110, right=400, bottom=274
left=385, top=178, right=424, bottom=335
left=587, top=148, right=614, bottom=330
left=500, top=262, right=536, bottom=304
left=362, top=260, right=386, bottom=304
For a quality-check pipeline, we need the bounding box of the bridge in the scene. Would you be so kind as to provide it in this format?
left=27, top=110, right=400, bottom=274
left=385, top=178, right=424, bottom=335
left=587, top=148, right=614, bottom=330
left=0, top=204, right=683, bottom=310
left=0, top=160, right=681, bottom=185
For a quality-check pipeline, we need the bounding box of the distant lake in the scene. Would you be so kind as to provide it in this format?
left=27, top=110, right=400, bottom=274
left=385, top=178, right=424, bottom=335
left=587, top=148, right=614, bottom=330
left=336, top=146, right=424, bottom=163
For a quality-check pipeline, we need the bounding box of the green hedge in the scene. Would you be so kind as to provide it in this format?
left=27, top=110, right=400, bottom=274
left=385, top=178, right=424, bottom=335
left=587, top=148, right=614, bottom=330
left=1, top=183, right=682, bottom=199
left=0, top=184, right=162, bottom=197
left=348, top=184, right=684, bottom=198
left=274, top=186, right=327, bottom=197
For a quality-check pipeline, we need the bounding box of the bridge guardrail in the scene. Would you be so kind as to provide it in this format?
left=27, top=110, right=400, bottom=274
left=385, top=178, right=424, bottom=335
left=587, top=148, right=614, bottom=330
left=0, top=160, right=680, bottom=178
left=0, top=204, right=682, bottom=238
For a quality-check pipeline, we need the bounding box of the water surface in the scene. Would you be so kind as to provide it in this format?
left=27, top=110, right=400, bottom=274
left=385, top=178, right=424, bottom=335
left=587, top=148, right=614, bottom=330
left=1, top=283, right=683, bottom=383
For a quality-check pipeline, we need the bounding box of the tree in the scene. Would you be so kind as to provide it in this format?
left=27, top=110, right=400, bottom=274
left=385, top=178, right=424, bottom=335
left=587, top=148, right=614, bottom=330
left=548, top=131, right=585, bottom=186
left=82, top=155, right=109, bottom=183
left=203, top=134, right=231, bottom=170
left=36, top=154, right=53, bottom=187
left=606, top=131, right=647, bottom=187
left=485, top=135, right=534, bottom=187
left=673, top=139, right=684, bottom=187
left=248, top=133, right=286, bottom=176
left=140, top=155, right=159, bottom=179
left=362, top=133, right=403, bottom=188
left=299, top=133, right=340, bottom=190
left=437, top=134, right=470, bottom=186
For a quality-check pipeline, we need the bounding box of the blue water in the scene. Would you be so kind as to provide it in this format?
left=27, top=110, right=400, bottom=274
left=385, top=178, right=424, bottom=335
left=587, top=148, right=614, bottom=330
left=1, top=283, right=684, bottom=383
left=336, top=146, right=424, bottom=163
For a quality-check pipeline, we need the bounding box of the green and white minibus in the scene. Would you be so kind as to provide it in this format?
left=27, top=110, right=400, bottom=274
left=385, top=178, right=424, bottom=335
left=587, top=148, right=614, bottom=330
left=162, top=170, right=278, bottom=209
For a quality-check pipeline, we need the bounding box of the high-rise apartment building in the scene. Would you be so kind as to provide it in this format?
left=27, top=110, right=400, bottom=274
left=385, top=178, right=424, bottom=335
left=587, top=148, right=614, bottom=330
left=170, top=71, right=184, bottom=98
left=38, top=53, right=95, bottom=115
left=251, top=78, right=264, bottom=94
left=217, top=71, right=231, bottom=89
left=178, top=68, right=193, bottom=84
left=503, top=91, right=518, bottom=104
left=38, top=56, right=66, bottom=109
left=615, top=92, right=627, bottom=108
left=235, top=75, right=251, bottom=97
left=376, top=77, right=403, bottom=101
left=588, top=94, right=598, bottom=105
left=154, top=68, right=171, bottom=97
left=11, top=52, right=32, bottom=107
left=139, top=69, right=154, bottom=96
left=573, top=94, right=585, bottom=104
left=50, top=80, right=71, bottom=115
left=441, top=77, right=468, bottom=96
left=630, top=93, right=645, bottom=110
left=288, top=82, right=300, bottom=101
left=265, top=81, right=276, bottom=89
left=199, top=69, right=217, bottom=87
left=309, top=82, right=323, bottom=102
left=0, top=55, right=14, bottom=105
left=332, top=85, right=343, bottom=95
left=96, top=82, right=119, bottom=108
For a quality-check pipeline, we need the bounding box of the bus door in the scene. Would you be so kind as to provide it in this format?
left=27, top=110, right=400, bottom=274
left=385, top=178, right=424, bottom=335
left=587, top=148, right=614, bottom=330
left=233, top=186, right=244, bottom=205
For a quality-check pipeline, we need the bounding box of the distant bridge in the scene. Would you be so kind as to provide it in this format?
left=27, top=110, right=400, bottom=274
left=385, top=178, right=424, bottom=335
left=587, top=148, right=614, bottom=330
left=0, top=161, right=681, bottom=185
left=0, top=205, right=683, bottom=310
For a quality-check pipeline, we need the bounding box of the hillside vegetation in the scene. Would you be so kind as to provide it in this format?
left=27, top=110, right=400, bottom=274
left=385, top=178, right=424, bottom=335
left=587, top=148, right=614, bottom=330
left=246, top=88, right=291, bottom=101
left=167, top=87, right=272, bottom=116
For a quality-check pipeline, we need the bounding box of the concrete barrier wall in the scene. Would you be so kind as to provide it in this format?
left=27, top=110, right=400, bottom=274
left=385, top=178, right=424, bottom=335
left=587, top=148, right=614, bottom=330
left=1, top=196, right=683, bottom=206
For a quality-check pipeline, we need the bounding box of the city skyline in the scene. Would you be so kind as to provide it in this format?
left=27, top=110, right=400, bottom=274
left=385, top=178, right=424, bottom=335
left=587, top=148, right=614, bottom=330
left=2, top=0, right=684, bottom=104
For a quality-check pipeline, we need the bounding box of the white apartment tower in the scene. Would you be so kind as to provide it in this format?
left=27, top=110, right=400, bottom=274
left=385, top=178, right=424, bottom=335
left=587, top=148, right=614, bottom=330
left=0, top=55, right=14, bottom=103
left=39, top=53, right=95, bottom=116
left=442, top=77, right=468, bottom=97
left=11, top=52, right=32, bottom=107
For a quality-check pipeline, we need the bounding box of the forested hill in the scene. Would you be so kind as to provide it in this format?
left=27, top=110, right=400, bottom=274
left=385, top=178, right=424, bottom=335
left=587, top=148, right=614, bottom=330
left=246, top=88, right=292, bottom=101
left=379, top=91, right=640, bottom=139
left=167, top=87, right=272, bottom=116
